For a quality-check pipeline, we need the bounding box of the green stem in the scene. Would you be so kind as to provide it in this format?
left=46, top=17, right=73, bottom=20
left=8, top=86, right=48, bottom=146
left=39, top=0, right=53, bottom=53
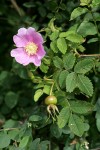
left=50, top=82, right=54, bottom=95
left=38, top=28, right=45, bottom=33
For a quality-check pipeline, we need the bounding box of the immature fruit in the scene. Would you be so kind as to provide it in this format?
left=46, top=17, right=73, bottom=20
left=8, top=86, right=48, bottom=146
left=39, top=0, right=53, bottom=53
left=45, top=95, right=57, bottom=105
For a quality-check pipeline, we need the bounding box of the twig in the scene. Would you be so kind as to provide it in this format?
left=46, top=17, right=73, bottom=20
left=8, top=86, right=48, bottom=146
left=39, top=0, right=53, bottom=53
left=10, top=0, right=24, bottom=16
left=75, top=48, right=100, bottom=57
left=80, top=54, right=100, bottom=57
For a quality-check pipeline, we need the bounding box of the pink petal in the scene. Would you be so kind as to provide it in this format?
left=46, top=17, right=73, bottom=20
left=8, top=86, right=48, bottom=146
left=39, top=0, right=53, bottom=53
left=11, top=48, right=30, bottom=65
left=18, top=28, right=27, bottom=36
left=13, top=28, right=29, bottom=47
left=27, top=27, right=35, bottom=32
left=28, top=55, right=41, bottom=66
left=34, top=58, right=41, bottom=66
left=27, top=27, right=44, bottom=44
left=11, top=48, right=23, bottom=57
left=36, top=44, right=46, bottom=59
left=13, top=35, right=28, bottom=47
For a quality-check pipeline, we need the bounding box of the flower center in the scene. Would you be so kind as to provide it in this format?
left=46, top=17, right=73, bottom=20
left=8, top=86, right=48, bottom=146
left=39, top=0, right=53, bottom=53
left=25, top=42, right=38, bottom=55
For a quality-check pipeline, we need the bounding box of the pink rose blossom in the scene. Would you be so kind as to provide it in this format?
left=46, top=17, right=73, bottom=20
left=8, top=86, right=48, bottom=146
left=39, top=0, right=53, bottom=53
left=10, top=27, right=46, bottom=66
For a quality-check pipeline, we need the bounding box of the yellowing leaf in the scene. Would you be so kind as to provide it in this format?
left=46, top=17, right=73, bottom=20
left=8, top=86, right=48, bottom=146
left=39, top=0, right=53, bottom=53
left=34, top=89, right=43, bottom=102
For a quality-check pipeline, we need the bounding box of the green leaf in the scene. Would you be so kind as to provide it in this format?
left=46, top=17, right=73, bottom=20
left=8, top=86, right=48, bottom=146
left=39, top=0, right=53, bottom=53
left=66, top=72, right=77, bottom=92
left=84, top=123, right=90, bottom=131
left=50, top=123, right=62, bottom=138
left=77, top=74, right=93, bottom=97
left=53, top=70, right=61, bottom=88
left=0, top=71, right=9, bottom=86
left=92, top=0, right=100, bottom=6
left=77, top=21, right=97, bottom=37
left=48, top=18, right=56, bottom=31
left=59, top=70, right=69, bottom=88
left=29, top=138, right=40, bottom=150
left=43, top=85, right=51, bottom=95
left=59, top=31, right=74, bottom=38
left=59, top=24, right=78, bottom=38
left=70, top=100, right=94, bottom=114
left=66, top=33, right=85, bottom=43
left=0, top=133, right=10, bottom=148
left=74, top=58, right=94, bottom=74
left=38, top=6, right=46, bottom=17
left=50, top=41, right=58, bottom=53
left=57, top=38, right=67, bottom=54
left=8, top=129, right=20, bottom=140
left=59, top=31, right=75, bottom=38
left=39, top=62, right=49, bottom=73
left=95, top=98, right=100, bottom=132
left=0, top=71, right=12, bottom=89
left=53, top=56, right=63, bottom=68
left=34, top=89, right=43, bottom=102
left=3, top=119, right=18, bottom=128
left=4, top=91, right=19, bottom=109
left=59, top=3, right=66, bottom=10
left=58, top=107, right=70, bottom=128
left=58, top=99, right=70, bottom=109
left=96, top=113, right=100, bottom=132
left=40, top=140, right=50, bottom=150
left=69, top=114, right=85, bottom=137
left=50, top=31, right=59, bottom=41
left=87, top=38, right=98, bottom=43
left=63, top=53, right=76, bottom=70
left=19, top=136, right=30, bottom=148
left=12, top=60, right=28, bottom=79
left=29, top=115, right=42, bottom=121
left=70, top=7, right=88, bottom=20
left=77, top=45, right=85, bottom=52
left=80, top=0, right=91, bottom=6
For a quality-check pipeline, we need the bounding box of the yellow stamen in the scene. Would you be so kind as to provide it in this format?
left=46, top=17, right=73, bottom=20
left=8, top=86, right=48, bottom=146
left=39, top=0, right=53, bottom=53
left=25, top=42, right=38, bottom=55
